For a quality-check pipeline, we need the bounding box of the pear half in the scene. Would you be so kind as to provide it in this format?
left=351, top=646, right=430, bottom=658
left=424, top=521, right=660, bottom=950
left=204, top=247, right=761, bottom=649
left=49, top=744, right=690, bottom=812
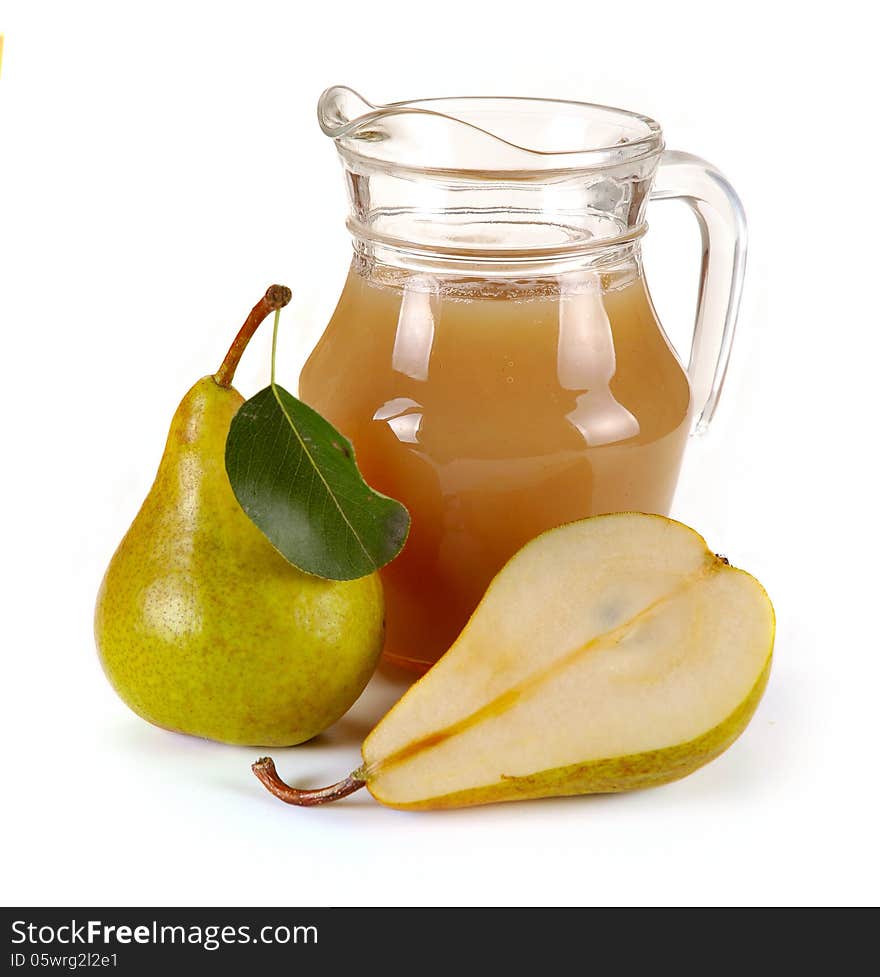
left=254, top=513, right=774, bottom=810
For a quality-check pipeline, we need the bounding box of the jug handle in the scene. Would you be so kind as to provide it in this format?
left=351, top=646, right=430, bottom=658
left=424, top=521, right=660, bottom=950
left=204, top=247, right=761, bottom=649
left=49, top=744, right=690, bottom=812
left=650, top=150, right=747, bottom=434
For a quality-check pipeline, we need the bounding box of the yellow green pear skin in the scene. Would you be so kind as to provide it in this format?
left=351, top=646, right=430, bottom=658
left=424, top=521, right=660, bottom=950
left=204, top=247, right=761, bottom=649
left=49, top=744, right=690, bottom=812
left=94, top=376, right=385, bottom=746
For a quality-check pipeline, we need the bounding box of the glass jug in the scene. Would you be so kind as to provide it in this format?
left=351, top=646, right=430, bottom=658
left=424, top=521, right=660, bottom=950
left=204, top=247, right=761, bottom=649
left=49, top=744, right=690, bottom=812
left=300, top=87, right=746, bottom=673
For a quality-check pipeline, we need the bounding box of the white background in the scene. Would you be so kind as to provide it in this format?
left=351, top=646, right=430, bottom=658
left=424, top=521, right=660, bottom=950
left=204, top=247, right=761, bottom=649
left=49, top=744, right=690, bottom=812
left=1, top=1, right=877, bottom=907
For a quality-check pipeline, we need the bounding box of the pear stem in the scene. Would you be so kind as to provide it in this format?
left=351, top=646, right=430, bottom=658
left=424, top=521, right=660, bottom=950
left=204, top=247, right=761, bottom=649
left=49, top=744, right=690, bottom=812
left=252, top=757, right=366, bottom=806
left=214, top=285, right=292, bottom=388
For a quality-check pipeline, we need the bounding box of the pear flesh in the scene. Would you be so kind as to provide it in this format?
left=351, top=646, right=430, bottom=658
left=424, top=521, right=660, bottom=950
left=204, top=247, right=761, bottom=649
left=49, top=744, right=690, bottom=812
left=255, top=513, right=774, bottom=808
left=95, top=290, right=384, bottom=747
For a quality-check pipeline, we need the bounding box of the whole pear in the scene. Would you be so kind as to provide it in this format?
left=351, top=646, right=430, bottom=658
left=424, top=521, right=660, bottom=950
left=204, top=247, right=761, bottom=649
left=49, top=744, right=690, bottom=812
left=95, top=286, right=384, bottom=746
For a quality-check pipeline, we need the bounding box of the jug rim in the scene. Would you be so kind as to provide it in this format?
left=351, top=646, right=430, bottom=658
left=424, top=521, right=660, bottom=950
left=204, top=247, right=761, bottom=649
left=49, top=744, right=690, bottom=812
left=318, top=86, right=664, bottom=177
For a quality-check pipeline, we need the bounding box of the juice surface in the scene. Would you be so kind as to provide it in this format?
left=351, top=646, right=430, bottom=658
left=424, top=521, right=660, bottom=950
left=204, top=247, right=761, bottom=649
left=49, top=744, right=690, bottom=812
left=299, top=261, right=692, bottom=672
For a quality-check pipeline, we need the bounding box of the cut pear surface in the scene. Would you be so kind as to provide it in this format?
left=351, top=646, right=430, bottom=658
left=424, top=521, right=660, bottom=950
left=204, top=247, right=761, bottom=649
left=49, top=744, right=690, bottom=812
left=254, top=513, right=774, bottom=810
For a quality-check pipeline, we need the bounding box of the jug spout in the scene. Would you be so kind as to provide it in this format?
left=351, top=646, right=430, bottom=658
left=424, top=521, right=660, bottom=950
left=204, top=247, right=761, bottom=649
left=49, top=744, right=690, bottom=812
left=317, top=86, right=381, bottom=141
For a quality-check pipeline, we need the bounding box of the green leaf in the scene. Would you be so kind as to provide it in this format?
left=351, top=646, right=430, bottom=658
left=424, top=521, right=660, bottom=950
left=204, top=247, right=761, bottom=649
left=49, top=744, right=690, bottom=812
left=226, top=385, right=410, bottom=580
left=224, top=308, right=409, bottom=581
